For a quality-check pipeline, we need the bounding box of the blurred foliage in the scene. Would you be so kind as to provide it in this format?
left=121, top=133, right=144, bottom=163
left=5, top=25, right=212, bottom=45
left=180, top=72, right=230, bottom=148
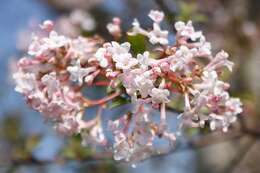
left=77, top=160, right=124, bottom=173
left=176, top=2, right=207, bottom=22
left=108, top=96, right=130, bottom=109
left=61, top=134, right=94, bottom=160
left=127, top=34, right=146, bottom=55
left=0, top=114, right=41, bottom=161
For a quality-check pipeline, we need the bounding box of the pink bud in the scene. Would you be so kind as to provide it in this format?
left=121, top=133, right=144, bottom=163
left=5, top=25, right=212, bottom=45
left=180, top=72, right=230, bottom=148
left=40, top=20, right=54, bottom=32
left=160, top=62, right=170, bottom=72
left=113, top=17, right=121, bottom=25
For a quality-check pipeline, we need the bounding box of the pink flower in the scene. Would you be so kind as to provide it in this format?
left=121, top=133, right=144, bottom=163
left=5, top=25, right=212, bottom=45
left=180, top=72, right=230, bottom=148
left=67, top=60, right=96, bottom=85
left=13, top=10, right=243, bottom=162
left=148, top=23, right=168, bottom=45
left=148, top=10, right=164, bottom=23
left=106, top=17, right=121, bottom=38
left=150, top=88, right=170, bottom=104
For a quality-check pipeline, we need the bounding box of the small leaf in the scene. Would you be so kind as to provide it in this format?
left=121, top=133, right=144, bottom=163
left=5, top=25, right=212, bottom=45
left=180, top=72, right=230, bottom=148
left=127, top=34, right=146, bottom=55
left=108, top=96, right=129, bottom=109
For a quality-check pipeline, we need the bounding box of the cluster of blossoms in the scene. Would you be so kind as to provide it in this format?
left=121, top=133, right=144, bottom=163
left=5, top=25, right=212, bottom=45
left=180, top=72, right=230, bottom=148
left=13, top=10, right=242, bottom=162
left=17, top=9, right=96, bottom=51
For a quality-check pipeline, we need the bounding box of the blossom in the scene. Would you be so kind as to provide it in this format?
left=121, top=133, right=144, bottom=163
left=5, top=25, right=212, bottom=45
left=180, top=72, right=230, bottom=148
left=118, top=69, right=139, bottom=96
left=205, top=50, right=234, bottom=71
left=108, top=41, right=131, bottom=55
left=108, top=42, right=138, bottom=70
left=134, top=71, right=154, bottom=98
left=148, top=23, right=168, bottom=45
left=128, top=19, right=147, bottom=36
left=106, top=17, right=121, bottom=38
left=137, top=51, right=151, bottom=70
left=148, top=10, right=164, bottom=23
left=113, top=132, right=133, bottom=161
left=113, top=53, right=138, bottom=70
left=28, top=35, right=47, bottom=56
left=95, top=47, right=109, bottom=68
left=70, top=10, right=96, bottom=31
left=193, top=70, right=226, bottom=95
left=39, top=20, right=54, bottom=32
left=43, top=31, right=71, bottom=49
left=170, top=45, right=196, bottom=72
left=55, top=114, right=81, bottom=135
left=41, top=72, right=60, bottom=96
left=150, top=88, right=170, bottom=104
left=71, top=37, right=98, bottom=63
left=196, top=41, right=212, bottom=57
left=67, top=59, right=96, bottom=85
left=226, top=98, right=243, bottom=114
left=175, top=21, right=203, bottom=41
left=13, top=72, right=37, bottom=94
left=13, top=9, right=243, bottom=163
left=28, top=31, right=71, bottom=57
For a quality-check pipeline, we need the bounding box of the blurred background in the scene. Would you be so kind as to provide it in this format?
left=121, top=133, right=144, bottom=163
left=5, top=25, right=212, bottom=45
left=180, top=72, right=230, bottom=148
left=0, top=0, right=260, bottom=172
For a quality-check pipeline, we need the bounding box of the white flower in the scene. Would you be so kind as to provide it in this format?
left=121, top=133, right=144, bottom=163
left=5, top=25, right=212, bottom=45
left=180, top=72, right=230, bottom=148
left=95, top=47, right=109, bottom=68
left=29, top=31, right=69, bottom=56
left=41, top=72, right=60, bottom=96
left=208, top=113, right=237, bottom=132
left=170, top=46, right=196, bottom=72
left=55, top=114, right=80, bottom=135
left=148, top=10, right=164, bottom=23
left=113, top=132, right=132, bottom=161
left=118, top=69, right=139, bottom=96
left=71, top=37, right=96, bottom=62
left=108, top=42, right=138, bottom=70
left=13, top=72, right=37, bottom=94
left=148, top=23, right=168, bottom=45
left=107, top=23, right=120, bottom=34
left=113, top=53, right=138, bottom=70
left=206, top=50, right=234, bottom=71
left=197, top=41, right=212, bottom=57
left=128, top=19, right=148, bottom=36
left=226, top=98, right=243, bottom=115
left=150, top=88, right=170, bottom=103
left=134, top=71, right=154, bottom=98
left=108, top=42, right=131, bottom=55
left=106, top=17, right=121, bottom=37
left=174, top=21, right=203, bottom=41
left=28, top=35, right=47, bottom=56
left=39, top=20, right=54, bottom=31
left=137, top=51, right=151, bottom=69
left=67, top=59, right=96, bottom=85
left=43, top=31, right=70, bottom=49
left=70, top=10, right=96, bottom=31
left=192, top=71, right=230, bottom=112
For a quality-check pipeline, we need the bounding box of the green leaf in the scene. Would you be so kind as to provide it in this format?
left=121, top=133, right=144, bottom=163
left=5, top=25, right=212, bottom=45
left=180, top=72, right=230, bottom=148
left=127, top=34, right=146, bottom=55
left=1, top=116, right=21, bottom=142
left=108, top=96, right=129, bottom=109
left=177, top=2, right=207, bottom=23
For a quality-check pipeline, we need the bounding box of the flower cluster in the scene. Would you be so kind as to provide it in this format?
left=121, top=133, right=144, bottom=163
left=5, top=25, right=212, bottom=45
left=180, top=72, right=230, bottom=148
left=13, top=10, right=242, bottom=162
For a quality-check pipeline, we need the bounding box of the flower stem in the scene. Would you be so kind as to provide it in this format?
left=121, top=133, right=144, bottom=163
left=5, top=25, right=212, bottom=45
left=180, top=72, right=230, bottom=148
left=83, top=91, right=121, bottom=107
